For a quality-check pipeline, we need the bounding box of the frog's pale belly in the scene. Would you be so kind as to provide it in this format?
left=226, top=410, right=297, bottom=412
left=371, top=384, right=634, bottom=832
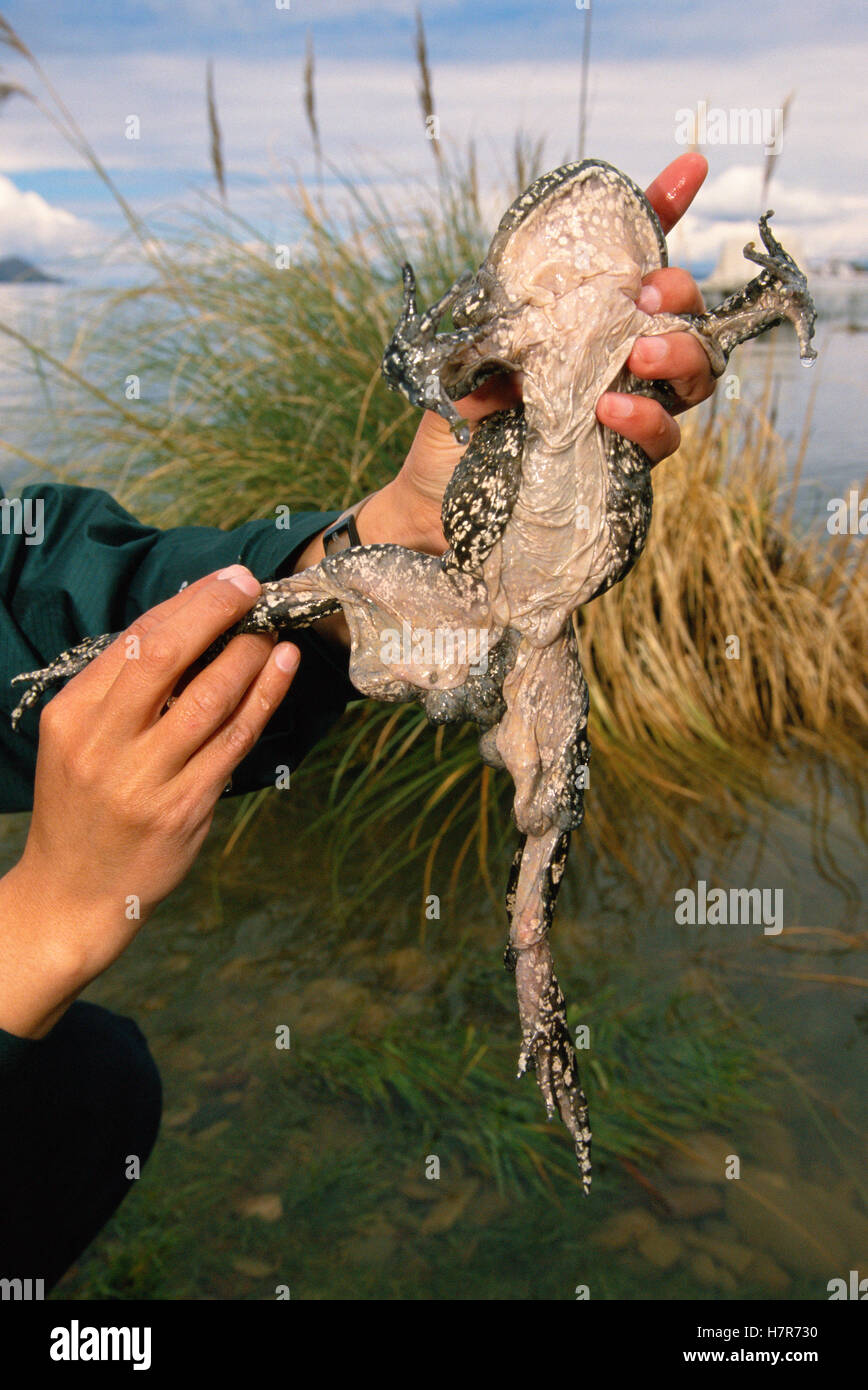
left=488, top=429, right=608, bottom=643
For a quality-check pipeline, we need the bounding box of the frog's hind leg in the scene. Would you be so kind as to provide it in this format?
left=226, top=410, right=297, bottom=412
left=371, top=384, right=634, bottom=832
left=504, top=826, right=592, bottom=1194
left=494, top=627, right=593, bottom=1190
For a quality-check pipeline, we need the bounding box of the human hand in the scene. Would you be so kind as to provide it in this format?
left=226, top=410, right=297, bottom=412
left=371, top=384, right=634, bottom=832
left=382, top=151, right=714, bottom=553
left=0, top=567, right=300, bottom=1037
left=596, top=151, right=714, bottom=463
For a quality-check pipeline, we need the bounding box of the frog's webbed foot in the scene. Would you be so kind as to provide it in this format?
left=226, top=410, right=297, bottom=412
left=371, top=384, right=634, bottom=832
left=381, top=262, right=491, bottom=444
left=10, top=632, right=116, bottom=728
left=515, top=940, right=592, bottom=1195
left=687, top=211, right=817, bottom=371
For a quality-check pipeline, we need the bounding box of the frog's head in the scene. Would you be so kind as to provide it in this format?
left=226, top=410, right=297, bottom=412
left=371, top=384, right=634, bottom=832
left=440, top=160, right=668, bottom=404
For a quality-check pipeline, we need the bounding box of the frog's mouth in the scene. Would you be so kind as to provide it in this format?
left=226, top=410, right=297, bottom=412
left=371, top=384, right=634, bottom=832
left=440, top=351, right=520, bottom=403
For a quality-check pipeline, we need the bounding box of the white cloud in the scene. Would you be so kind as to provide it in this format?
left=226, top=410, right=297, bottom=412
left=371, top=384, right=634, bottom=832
left=0, top=37, right=864, bottom=265
left=0, top=173, right=98, bottom=260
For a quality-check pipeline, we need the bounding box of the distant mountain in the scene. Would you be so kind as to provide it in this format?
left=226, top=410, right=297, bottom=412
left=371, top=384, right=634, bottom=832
left=0, top=256, right=62, bottom=284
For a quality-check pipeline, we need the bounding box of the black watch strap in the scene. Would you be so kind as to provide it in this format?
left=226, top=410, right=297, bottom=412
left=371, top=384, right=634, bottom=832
left=322, top=505, right=363, bottom=556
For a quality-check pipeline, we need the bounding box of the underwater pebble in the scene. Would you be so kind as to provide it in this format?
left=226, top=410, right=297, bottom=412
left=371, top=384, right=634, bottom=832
left=162, top=1105, right=197, bottom=1130
left=192, top=1120, right=231, bottom=1143
left=232, top=1256, right=275, bottom=1279
left=637, top=1230, right=682, bottom=1270
left=700, top=1235, right=754, bottom=1275
left=357, top=1002, right=392, bottom=1038
left=690, top=1252, right=720, bottom=1287
left=381, top=946, right=438, bottom=992
left=238, top=1193, right=283, bottom=1222
left=188, top=1099, right=240, bottom=1133
left=172, top=1044, right=207, bottom=1071
left=165, top=953, right=193, bottom=973
left=218, top=955, right=257, bottom=981
left=746, top=1252, right=791, bottom=1293
left=591, top=1207, right=658, bottom=1251
left=295, top=978, right=373, bottom=1037
left=662, top=1184, right=723, bottom=1220
left=747, top=1117, right=797, bottom=1172
left=341, top=1219, right=399, bottom=1266
left=466, top=1188, right=511, bottom=1227
left=400, top=1179, right=443, bottom=1203
left=725, top=1170, right=849, bottom=1276
left=663, top=1131, right=734, bottom=1185
left=202, top=1068, right=251, bottom=1093
left=419, top=1181, right=479, bottom=1235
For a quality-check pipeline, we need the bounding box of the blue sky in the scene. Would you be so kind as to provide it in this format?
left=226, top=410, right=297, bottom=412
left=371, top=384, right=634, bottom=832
left=0, top=0, right=864, bottom=273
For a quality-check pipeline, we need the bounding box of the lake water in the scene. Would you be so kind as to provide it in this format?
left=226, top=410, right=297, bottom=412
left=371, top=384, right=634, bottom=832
left=0, top=283, right=865, bottom=1301
left=0, top=284, right=866, bottom=521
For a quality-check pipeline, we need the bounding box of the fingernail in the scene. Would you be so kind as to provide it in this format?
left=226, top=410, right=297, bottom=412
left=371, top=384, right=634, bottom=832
left=637, top=285, right=662, bottom=314
left=600, top=393, right=634, bottom=420
left=217, top=564, right=260, bottom=596
left=636, top=335, right=667, bottom=362
left=274, top=643, right=299, bottom=673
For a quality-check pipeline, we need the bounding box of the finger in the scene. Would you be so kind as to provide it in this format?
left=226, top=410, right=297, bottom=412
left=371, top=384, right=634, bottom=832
left=104, top=566, right=264, bottom=736
left=55, top=569, right=229, bottom=708
left=187, top=641, right=301, bottom=801
left=636, top=266, right=705, bottom=317
left=596, top=392, right=681, bottom=466
left=148, top=630, right=277, bottom=777
left=627, top=331, right=715, bottom=410
left=644, top=153, right=708, bottom=235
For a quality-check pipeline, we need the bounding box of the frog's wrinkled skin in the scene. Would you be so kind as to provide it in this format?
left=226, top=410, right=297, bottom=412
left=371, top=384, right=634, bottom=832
left=12, top=160, right=817, bottom=1191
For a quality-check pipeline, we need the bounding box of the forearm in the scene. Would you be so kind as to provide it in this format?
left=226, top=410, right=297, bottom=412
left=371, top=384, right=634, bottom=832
left=0, top=861, right=102, bottom=1039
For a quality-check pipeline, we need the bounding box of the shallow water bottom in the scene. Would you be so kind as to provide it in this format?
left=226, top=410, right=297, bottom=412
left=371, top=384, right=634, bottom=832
left=0, top=747, right=864, bottom=1300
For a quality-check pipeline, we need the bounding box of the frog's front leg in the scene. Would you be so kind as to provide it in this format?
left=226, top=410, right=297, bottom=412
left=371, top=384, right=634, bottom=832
left=240, top=544, right=498, bottom=705
left=381, top=262, right=491, bottom=443
left=10, top=633, right=116, bottom=729
left=701, top=212, right=817, bottom=365
left=643, top=212, right=816, bottom=375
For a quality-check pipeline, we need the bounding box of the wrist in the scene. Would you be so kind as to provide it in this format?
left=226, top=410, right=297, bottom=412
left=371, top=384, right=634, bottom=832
left=358, top=478, right=445, bottom=555
left=0, top=862, right=95, bottom=1038
left=0, top=855, right=133, bottom=1037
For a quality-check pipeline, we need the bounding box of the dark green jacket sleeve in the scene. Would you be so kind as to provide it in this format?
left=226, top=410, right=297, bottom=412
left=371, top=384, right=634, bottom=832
left=0, top=482, right=360, bottom=814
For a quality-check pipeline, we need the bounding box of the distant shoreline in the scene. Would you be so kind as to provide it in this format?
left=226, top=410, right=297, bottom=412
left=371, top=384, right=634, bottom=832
left=0, top=256, right=62, bottom=285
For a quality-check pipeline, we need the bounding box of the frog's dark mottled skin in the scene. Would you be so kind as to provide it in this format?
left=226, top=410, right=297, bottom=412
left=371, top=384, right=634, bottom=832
left=12, top=160, right=817, bottom=1191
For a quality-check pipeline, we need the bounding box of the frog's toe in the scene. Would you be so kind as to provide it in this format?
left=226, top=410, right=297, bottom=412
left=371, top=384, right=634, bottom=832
left=514, top=944, right=592, bottom=1193
left=519, top=1011, right=592, bottom=1194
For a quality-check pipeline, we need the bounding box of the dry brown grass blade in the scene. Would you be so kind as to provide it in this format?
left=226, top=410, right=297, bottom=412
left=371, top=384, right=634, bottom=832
left=761, top=90, right=793, bottom=213
left=414, top=6, right=441, bottom=168
left=205, top=60, right=225, bottom=203
left=303, top=29, right=322, bottom=171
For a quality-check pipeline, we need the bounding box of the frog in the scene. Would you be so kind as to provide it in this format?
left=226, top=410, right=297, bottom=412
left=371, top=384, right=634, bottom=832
left=12, top=159, right=817, bottom=1192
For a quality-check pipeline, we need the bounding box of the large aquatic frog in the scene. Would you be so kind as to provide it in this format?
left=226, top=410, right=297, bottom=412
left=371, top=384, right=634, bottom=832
left=12, top=159, right=816, bottom=1191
